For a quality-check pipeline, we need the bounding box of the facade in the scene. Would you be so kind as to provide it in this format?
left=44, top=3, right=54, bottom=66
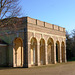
left=0, top=17, right=66, bottom=67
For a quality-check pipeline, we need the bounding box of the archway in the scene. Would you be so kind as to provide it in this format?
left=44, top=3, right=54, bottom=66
left=61, top=42, right=65, bottom=62
left=47, top=38, right=54, bottom=64
left=30, top=37, right=37, bottom=66
left=56, top=41, right=60, bottom=63
left=40, top=38, right=45, bottom=65
left=13, top=38, right=23, bottom=67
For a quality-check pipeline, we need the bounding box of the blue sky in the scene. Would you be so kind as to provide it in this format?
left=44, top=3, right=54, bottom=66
left=20, top=0, right=75, bottom=33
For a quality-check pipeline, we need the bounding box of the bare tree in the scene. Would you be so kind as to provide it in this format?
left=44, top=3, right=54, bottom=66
left=0, top=0, right=21, bottom=19
left=0, top=17, right=26, bottom=36
left=0, top=0, right=24, bottom=36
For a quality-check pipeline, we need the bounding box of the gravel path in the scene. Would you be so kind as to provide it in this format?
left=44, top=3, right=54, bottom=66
left=0, top=62, right=75, bottom=75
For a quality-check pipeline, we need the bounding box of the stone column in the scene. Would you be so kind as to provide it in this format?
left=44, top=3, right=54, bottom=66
left=45, top=43, right=48, bottom=65
left=58, top=43, right=62, bottom=63
left=24, top=41, right=31, bottom=68
left=64, top=44, right=67, bottom=62
left=37, top=42, right=40, bottom=66
left=53, top=43, right=56, bottom=64
left=27, top=42, right=31, bottom=67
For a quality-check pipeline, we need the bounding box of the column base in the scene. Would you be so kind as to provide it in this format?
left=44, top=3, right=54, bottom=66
left=45, top=62, right=48, bottom=65
left=64, top=59, right=67, bottom=63
left=53, top=61, right=56, bottom=64
left=23, top=64, right=31, bottom=68
left=58, top=59, right=62, bottom=63
left=37, top=63, right=40, bottom=66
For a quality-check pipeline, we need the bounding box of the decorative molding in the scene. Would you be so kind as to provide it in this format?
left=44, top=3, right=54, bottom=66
left=28, top=30, right=66, bottom=39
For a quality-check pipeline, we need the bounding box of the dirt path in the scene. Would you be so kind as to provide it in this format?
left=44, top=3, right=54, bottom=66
left=0, top=62, right=75, bottom=75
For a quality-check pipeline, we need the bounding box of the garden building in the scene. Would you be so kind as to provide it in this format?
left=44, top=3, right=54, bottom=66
left=0, top=17, right=66, bottom=67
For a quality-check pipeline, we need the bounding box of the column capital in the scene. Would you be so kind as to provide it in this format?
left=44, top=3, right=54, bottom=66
left=45, top=44, right=47, bottom=46
left=54, top=42, right=56, bottom=46
left=28, top=42, right=31, bottom=44
left=37, top=42, right=40, bottom=45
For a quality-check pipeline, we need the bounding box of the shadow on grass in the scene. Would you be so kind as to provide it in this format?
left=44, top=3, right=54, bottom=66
left=0, top=67, right=29, bottom=70
left=0, top=61, right=75, bottom=70
left=0, top=63, right=65, bottom=70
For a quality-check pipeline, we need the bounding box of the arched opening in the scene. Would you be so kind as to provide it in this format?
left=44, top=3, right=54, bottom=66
left=13, top=38, right=23, bottom=67
left=40, top=38, right=45, bottom=65
left=30, top=37, right=37, bottom=66
left=61, top=42, right=65, bottom=62
left=47, top=38, right=54, bottom=64
left=56, top=41, right=60, bottom=63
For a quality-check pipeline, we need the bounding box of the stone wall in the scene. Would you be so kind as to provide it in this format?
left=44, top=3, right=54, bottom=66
left=27, top=17, right=66, bottom=67
left=0, top=45, right=7, bottom=66
left=27, top=17, right=65, bottom=32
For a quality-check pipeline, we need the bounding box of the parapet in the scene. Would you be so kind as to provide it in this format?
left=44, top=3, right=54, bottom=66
left=27, top=17, right=65, bottom=32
